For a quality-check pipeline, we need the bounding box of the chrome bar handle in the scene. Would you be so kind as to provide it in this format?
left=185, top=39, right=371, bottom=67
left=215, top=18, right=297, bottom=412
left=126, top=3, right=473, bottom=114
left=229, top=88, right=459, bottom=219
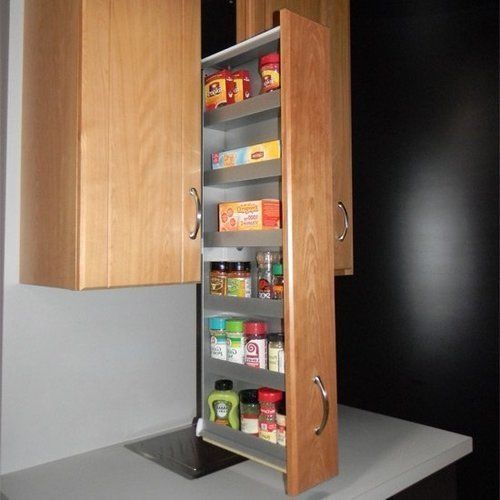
left=313, top=375, right=329, bottom=436
left=336, top=201, right=349, bottom=242
left=189, top=187, right=201, bottom=240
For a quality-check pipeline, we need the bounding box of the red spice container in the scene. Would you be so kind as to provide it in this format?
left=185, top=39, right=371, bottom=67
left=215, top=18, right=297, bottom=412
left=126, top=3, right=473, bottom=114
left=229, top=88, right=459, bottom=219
left=204, top=69, right=235, bottom=110
left=259, top=53, right=280, bottom=93
left=232, top=69, right=251, bottom=102
left=244, top=321, right=268, bottom=369
left=258, top=387, right=283, bottom=443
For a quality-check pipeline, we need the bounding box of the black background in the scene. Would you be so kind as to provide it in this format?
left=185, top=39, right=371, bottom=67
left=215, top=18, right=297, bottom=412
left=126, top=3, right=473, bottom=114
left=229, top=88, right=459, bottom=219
left=202, top=1, right=499, bottom=497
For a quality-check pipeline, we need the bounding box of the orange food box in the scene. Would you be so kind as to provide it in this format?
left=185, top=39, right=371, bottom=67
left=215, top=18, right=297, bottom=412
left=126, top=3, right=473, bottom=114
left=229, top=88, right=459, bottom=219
left=219, top=199, right=281, bottom=232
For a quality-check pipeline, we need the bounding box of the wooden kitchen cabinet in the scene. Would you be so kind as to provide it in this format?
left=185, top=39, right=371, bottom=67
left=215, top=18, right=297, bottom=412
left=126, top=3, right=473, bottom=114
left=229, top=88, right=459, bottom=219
left=236, top=0, right=354, bottom=275
left=20, top=0, right=201, bottom=289
left=199, top=11, right=338, bottom=496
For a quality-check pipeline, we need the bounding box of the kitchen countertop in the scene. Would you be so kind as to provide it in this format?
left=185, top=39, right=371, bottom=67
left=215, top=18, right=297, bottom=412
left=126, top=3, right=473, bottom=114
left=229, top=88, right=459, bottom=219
left=1, top=405, right=472, bottom=500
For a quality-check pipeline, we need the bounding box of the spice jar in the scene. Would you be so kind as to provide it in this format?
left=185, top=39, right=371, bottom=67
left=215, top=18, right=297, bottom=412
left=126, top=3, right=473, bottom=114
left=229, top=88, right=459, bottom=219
left=225, top=319, right=245, bottom=364
left=259, top=53, right=280, bottom=94
left=226, top=262, right=251, bottom=298
left=209, top=317, right=227, bottom=361
left=239, top=389, right=260, bottom=435
left=210, top=262, right=228, bottom=296
left=256, top=250, right=275, bottom=299
left=244, top=321, right=268, bottom=369
left=271, top=263, right=284, bottom=300
left=258, top=387, right=283, bottom=443
left=277, top=400, right=286, bottom=446
left=268, top=333, right=284, bottom=373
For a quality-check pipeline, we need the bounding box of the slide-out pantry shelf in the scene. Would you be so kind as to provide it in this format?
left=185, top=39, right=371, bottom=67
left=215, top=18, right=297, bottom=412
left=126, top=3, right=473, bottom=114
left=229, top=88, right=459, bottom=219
left=204, top=230, right=282, bottom=248
left=204, top=159, right=281, bottom=188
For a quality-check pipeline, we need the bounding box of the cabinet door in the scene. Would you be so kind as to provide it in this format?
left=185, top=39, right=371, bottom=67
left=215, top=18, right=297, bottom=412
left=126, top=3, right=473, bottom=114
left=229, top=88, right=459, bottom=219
left=281, top=10, right=338, bottom=495
left=237, top=0, right=353, bottom=275
left=21, top=0, right=201, bottom=289
left=107, top=0, right=201, bottom=287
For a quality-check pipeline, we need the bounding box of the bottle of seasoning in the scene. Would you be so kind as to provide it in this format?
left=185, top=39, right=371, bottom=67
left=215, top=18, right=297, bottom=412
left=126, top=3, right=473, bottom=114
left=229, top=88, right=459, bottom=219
left=271, top=263, right=284, bottom=299
left=210, top=262, right=228, bottom=296
left=209, top=317, right=227, bottom=361
left=277, top=400, right=286, bottom=446
left=268, top=333, right=284, bottom=373
left=208, top=379, right=240, bottom=429
left=259, top=53, right=280, bottom=94
left=244, top=321, right=268, bottom=369
left=258, top=387, right=283, bottom=443
left=225, top=319, right=245, bottom=364
left=239, top=389, right=260, bottom=436
left=256, top=251, right=274, bottom=299
left=226, top=262, right=252, bottom=298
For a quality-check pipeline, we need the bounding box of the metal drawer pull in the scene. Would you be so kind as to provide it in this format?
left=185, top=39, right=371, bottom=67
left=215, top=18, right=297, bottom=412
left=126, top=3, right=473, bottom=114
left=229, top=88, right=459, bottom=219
left=189, top=187, right=201, bottom=240
left=336, top=201, right=349, bottom=242
left=313, top=375, right=329, bottom=435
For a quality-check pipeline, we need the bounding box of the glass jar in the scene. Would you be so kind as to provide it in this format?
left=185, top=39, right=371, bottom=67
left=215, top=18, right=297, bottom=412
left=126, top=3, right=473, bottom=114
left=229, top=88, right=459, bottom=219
left=268, top=333, right=284, bottom=373
left=226, top=262, right=251, bottom=298
left=209, top=317, right=227, bottom=361
left=210, top=262, right=228, bottom=296
left=256, top=251, right=275, bottom=299
left=225, top=319, right=245, bottom=364
left=258, top=387, right=283, bottom=443
left=239, top=389, right=260, bottom=435
left=244, top=321, right=268, bottom=369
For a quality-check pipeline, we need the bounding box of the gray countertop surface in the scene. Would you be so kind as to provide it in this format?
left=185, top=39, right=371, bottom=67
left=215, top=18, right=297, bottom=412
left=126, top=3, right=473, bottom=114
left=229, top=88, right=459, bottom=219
left=1, top=405, right=472, bottom=500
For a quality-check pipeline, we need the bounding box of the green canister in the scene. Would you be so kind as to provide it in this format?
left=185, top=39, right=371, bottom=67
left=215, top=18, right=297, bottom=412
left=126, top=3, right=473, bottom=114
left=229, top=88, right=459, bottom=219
left=225, top=319, right=245, bottom=364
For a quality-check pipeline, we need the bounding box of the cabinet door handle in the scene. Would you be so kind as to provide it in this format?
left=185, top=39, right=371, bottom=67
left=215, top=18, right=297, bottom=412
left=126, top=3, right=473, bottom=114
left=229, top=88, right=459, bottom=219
left=189, top=187, right=201, bottom=240
left=313, top=375, right=329, bottom=435
left=336, top=201, right=349, bottom=242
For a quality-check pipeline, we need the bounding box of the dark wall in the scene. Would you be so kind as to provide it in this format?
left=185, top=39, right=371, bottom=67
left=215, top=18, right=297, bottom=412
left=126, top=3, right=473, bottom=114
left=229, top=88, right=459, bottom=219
left=202, top=1, right=499, bottom=498
left=337, top=1, right=498, bottom=499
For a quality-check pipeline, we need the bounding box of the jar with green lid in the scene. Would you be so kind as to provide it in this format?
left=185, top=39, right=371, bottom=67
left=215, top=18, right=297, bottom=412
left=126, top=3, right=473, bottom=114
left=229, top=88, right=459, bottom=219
left=271, top=263, right=284, bottom=299
left=209, top=317, right=226, bottom=361
left=225, top=319, right=245, bottom=364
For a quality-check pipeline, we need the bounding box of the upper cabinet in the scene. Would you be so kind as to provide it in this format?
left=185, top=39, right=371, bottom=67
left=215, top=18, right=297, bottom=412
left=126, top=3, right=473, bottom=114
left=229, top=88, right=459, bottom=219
left=20, top=0, right=201, bottom=289
left=236, top=0, right=354, bottom=275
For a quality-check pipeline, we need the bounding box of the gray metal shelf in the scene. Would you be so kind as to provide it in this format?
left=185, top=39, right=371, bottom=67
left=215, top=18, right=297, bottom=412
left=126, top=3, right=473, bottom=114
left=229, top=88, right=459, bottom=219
left=205, top=295, right=283, bottom=318
left=202, top=27, right=280, bottom=70
left=203, top=91, right=280, bottom=131
left=205, top=357, right=285, bottom=392
left=204, top=230, right=282, bottom=248
left=200, top=420, right=286, bottom=472
left=204, top=159, right=281, bottom=188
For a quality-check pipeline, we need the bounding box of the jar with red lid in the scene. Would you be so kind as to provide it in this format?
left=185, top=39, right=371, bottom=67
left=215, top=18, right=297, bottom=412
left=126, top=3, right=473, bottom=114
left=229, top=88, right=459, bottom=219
left=244, top=321, right=268, bottom=369
left=259, top=52, right=280, bottom=94
left=258, top=387, right=283, bottom=443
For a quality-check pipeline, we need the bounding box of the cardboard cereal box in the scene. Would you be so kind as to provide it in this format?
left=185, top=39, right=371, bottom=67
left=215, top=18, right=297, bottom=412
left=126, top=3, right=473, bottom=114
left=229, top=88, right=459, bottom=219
left=212, top=140, right=281, bottom=170
left=218, top=199, right=281, bottom=232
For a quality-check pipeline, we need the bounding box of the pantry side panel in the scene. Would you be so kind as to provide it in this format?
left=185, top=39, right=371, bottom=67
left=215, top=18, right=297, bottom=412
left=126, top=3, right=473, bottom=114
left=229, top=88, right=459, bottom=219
left=280, top=10, right=338, bottom=496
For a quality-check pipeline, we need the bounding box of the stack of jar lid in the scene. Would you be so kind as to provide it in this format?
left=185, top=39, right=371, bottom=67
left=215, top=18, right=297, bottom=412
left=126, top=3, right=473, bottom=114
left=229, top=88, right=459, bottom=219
left=209, top=317, right=285, bottom=373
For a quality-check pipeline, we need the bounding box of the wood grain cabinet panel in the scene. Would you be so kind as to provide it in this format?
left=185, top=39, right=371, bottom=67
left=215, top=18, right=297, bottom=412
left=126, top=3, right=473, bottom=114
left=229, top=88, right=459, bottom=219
left=21, top=0, right=201, bottom=290
left=237, top=0, right=354, bottom=275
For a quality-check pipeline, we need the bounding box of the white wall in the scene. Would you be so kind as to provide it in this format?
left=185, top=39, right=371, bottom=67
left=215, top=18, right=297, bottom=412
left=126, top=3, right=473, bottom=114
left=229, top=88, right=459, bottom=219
left=1, top=1, right=197, bottom=474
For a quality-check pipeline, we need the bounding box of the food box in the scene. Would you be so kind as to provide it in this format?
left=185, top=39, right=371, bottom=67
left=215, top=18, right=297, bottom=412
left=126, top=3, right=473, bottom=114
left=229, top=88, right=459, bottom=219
left=212, top=140, right=281, bottom=170
left=219, top=199, right=281, bottom=232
